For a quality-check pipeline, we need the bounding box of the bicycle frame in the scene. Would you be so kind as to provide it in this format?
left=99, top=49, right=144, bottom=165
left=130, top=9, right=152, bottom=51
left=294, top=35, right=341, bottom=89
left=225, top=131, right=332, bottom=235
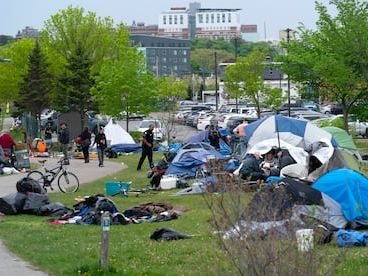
left=41, top=161, right=66, bottom=186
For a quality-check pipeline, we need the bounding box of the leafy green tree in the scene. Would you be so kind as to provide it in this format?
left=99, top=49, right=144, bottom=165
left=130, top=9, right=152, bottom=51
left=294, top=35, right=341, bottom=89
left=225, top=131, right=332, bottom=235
left=16, top=41, right=51, bottom=118
left=279, top=0, right=368, bottom=132
left=52, top=45, right=94, bottom=117
left=0, top=39, right=35, bottom=104
left=191, top=49, right=233, bottom=74
left=41, top=6, right=114, bottom=75
left=225, top=50, right=283, bottom=118
left=93, top=25, right=157, bottom=131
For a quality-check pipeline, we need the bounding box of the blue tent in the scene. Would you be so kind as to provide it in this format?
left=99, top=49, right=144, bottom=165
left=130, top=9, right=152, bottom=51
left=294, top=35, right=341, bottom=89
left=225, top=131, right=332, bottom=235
left=165, top=142, right=224, bottom=177
left=312, top=169, right=368, bottom=224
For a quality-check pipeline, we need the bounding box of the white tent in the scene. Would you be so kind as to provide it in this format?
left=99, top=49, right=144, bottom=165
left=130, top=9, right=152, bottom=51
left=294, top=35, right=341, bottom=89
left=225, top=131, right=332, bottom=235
left=104, top=119, right=135, bottom=146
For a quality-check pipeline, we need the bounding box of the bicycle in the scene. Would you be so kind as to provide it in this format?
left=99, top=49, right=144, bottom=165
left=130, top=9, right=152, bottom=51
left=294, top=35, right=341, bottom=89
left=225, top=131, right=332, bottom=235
left=27, top=158, right=80, bottom=193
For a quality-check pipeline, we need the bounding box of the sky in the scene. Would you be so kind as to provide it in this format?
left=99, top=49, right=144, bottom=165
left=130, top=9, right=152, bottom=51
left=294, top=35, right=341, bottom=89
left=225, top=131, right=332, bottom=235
left=1, top=0, right=333, bottom=40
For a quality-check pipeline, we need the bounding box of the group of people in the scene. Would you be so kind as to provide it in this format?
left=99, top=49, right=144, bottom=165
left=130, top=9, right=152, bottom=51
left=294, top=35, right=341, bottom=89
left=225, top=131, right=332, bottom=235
left=44, top=122, right=107, bottom=168
left=240, top=148, right=296, bottom=181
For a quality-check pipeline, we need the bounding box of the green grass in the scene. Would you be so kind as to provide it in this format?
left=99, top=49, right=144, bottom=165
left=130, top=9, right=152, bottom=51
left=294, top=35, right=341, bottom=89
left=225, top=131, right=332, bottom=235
left=0, top=153, right=368, bottom=275
left=0, top=153, right=234, bottom=275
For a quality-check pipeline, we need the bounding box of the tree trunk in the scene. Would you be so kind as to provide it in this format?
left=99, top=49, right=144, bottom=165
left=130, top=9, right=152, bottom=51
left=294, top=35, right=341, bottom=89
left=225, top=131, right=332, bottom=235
left=125, top=114, right=129, bottom=132
left=342, top=101, right=349, bottom=134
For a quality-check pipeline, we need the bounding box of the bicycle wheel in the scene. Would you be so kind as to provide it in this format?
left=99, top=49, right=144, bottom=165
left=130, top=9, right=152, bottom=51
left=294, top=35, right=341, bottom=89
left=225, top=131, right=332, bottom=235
left=27, top=171, right=45, bottom=187
left=58, top=171, right=79, bottom=193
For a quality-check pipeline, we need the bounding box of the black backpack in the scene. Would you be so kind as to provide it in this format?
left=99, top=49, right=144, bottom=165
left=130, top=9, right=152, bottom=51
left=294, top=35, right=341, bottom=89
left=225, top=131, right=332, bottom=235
left=16, top=177, right=45, bottom=194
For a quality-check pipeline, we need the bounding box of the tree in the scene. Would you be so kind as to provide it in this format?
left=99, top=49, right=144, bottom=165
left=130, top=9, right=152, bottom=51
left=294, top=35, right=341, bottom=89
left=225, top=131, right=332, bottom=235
left=191, top=49, right=233, bottom=73
left=0, top=39, right=35, bottom=104
left=16, top=41, right=51, bottom=118
left=278, top=0, right=368, bottom=132
left=41, top=6, right=114, bottom=75
left=52, top=45, right=94, bottom=121
left=225, top=50, right=283, bottom=118
left=93, top=25, right=157, bottom=131
left=156, top=76, right=187, bottom=143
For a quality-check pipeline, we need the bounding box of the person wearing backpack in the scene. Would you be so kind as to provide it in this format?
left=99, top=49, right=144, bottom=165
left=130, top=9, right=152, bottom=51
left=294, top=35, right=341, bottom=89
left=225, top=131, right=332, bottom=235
left=80, top=127, right=92, bottom=163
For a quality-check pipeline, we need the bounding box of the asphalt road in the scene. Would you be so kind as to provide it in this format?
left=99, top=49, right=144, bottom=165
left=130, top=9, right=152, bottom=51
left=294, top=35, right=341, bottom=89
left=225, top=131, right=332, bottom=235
left=117, top=112, right=199, bottom=144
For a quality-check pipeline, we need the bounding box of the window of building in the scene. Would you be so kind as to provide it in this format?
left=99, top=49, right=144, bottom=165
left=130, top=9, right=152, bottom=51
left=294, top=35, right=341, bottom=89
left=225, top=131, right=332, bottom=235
left=169, top=15, right=172, bottom=25
left=206, top=14, right=209, bottom=23
left=162, top=57, right=167, bottom=63
left=217, top=13, right=220, bottom=23
left=183, top=50, right=187, bottom=55
left=222, top=13, right=225, bottom=23
left=180, top=15, right=183, bottom=24
left=173, top=50, right=177, bottom=55
left=211, top=14, right=214, bottom=23
left=163, top=15, right=167, bottom=25
left=198, top=14, right=203, bottom=23
left=228, top=13, right=231, bottom=23
left=183, top=58, right=187, bottom=63
left=174, top=15, right=177, bottom=24
left=174, top=66, right=178, bottom=71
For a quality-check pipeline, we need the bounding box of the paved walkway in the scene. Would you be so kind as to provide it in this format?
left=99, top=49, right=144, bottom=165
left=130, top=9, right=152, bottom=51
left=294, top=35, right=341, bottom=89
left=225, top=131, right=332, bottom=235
left=0, top=157, right=126, bottom=275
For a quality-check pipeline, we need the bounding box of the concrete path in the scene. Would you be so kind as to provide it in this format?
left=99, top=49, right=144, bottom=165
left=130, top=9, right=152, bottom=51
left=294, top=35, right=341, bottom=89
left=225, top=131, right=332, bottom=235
left=0, top=157, right=125, bottom=275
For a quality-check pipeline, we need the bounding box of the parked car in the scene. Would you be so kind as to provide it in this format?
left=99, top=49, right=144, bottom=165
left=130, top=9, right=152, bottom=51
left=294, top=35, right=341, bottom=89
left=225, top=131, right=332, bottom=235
left=137, top=119, right=165, bottom=141
left=197, top=112, right=219, bottom=130
left=349, top=119, right=368, bottom=138
left=218, top=113, right=249, bottom=129
left=321, top=103, right=343, bottom=115
left=185, top=111, right=200, bottom=127
left=86, top=111, right=109, bottom=133
left=303, top=102, right=318, bottom=112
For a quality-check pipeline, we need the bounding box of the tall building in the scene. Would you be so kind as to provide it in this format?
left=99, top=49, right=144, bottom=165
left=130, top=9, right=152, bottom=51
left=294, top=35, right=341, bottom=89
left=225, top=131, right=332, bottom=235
left=158, top=3, right=244, bottom=41
left=129, top=22, right=158, bottom=36
left=158, top=7, right=189, bottom=39
left=195, top=8, right=241, bottom=40
left=130, top=35, right=191, bottom=77
left=15, top=26, right=39, bottom=39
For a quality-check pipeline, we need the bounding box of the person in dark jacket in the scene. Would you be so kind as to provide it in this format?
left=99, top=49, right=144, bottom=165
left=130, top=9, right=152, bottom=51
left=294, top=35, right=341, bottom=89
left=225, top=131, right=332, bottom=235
left=58, top=122, right=70, bottom=163
left=80, top=127, right=92, bottom=163
left=93, top=127, right=107, bottom=167
left=137, top=124, right=154, bottom=171
left=240, top=153, right=264, bottom=181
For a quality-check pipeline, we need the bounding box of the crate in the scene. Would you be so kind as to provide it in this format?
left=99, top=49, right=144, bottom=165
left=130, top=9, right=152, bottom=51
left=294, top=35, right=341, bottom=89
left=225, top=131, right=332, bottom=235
left=14, top=150, right=30, bottom=169
left=105, top=181, right=131, bottom=196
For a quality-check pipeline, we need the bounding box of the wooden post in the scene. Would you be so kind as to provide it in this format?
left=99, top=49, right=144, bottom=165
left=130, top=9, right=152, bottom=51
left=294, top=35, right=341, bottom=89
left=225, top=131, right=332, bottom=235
left=100, top=211, right=110, bottom=270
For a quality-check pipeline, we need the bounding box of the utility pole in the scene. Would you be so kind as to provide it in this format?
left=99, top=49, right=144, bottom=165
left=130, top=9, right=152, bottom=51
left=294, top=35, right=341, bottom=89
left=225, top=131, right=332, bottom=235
left=214, top=52, right=218, bottom=111
left=286, top=28, right=291, bottom=117
left=234, top=38, right=239, bottom=113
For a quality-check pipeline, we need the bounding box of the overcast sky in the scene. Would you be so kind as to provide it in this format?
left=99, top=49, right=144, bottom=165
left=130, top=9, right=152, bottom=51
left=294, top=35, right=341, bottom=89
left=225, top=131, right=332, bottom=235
left=1, top=0, right=332, bottom=40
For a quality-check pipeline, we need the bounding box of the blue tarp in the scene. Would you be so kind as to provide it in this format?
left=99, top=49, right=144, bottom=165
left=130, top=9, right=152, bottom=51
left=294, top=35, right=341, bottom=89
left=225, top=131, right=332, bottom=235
left=165, top=143, right=224, bottom=177
left=185, top=130, right=209, bottom=144
left=110, top=143, right=141, bottom=153
left=312, top=168, right=368, bottom=224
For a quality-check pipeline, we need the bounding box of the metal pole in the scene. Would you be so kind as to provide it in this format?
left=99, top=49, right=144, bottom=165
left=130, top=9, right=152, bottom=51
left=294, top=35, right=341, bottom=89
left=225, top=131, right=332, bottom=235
left=214, top=52, right=218, bottom=111
left=234, top=38, right=239, bottom=113
left=100, top=211, right=110, bottom=270
left=286, top=28, right=291, bottom=117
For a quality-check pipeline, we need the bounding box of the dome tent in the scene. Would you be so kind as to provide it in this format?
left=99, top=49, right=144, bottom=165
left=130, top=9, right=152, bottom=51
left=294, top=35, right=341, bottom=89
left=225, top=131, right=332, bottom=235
left=312, top=168, right=368, bottom=225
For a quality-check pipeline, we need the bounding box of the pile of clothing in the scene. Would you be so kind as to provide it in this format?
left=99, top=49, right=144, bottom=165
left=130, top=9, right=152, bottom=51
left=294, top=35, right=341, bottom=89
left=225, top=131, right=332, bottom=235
left=50, top=198, right=186, bottom=226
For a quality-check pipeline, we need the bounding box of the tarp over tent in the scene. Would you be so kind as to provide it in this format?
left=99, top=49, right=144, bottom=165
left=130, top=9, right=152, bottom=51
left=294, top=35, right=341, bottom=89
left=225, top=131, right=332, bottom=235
left=243, top=115, right=352, bottom=181
left=244, top=115, right=337, bottom=150
left=322, top=126, right=357, bottom=151
left=104, top=119, right=141, bottom=153
left=104, top=119, right=135, bottom=145
left=165, top=142, right=224, bottom=177
left=312, top=168, right=368, bottom=225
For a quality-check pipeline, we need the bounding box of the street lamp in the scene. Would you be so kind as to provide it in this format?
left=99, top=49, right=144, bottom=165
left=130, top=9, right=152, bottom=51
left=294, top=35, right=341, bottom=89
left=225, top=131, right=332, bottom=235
left=214, top=51, right=218, bottom=111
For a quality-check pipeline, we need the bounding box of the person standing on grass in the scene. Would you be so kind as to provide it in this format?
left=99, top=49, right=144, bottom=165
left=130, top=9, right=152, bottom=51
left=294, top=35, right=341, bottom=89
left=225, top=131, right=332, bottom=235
left=44, top=122, right=53, bottom=155
left=137, top=124, right=154, bottom=171
left=58, top=122, right=70, bottom=164
left=93, top=126, right=107, bottom=167
left=80, top=126, right=92, bottom=163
